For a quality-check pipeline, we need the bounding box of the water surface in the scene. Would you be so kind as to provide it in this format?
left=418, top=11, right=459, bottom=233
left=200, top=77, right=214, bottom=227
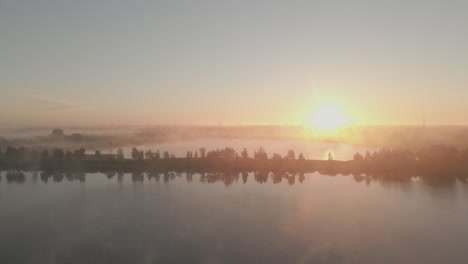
left=1, top=172, right=467, bottom=264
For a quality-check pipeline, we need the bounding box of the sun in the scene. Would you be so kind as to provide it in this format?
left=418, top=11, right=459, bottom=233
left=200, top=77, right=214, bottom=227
left=307, top=104, right=350, bottom=130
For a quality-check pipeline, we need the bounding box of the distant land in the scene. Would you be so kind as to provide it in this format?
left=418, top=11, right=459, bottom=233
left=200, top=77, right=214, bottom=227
left=1, top=145, right=467, bottom=183
left=1, top=125, right=468, bottom=151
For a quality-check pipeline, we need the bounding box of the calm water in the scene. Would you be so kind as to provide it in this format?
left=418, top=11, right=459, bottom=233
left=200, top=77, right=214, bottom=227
left=1, top=172, right=467, bottom=264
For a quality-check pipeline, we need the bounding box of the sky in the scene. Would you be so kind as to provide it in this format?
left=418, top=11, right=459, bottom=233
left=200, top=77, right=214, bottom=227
left=1, top=0, right=467, bottom=128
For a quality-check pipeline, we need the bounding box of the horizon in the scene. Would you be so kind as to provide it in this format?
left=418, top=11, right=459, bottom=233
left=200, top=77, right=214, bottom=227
left=2, top=123, right=468, bottom=132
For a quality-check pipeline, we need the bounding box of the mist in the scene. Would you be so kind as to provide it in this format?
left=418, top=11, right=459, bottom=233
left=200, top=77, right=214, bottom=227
left=2, top=125, right=468, bottom=155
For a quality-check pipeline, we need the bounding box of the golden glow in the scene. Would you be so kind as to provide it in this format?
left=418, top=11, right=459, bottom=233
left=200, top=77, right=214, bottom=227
left=307, top=104, right=350, bottom=130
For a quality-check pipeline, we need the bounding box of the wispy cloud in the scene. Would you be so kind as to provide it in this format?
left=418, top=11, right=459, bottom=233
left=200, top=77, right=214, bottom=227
left=31, top=94, right=91, bottom=110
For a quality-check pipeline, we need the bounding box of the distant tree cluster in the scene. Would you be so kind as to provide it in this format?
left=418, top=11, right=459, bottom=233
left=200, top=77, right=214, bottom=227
left=206, top=147, right=237, bottom=159
left=2, top=145, right=467, bottom=165
left=130, top=147, right=166, bottom=160
left=1, top=145, right=468, bottom=183
left=354, top=146, right=462, bottom=163
left=353, top=145, right=468, bottom=173
left=253, top=147, right=268, bottom=160
left=0, top=146, right=88, bottom=162
left=131, top=148, right=144, bottom=160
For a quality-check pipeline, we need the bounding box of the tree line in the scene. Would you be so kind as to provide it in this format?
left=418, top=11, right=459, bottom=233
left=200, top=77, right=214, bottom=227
left=1, top=145, right=468, bottom=182
left=0, top=146, right=309, bottom=162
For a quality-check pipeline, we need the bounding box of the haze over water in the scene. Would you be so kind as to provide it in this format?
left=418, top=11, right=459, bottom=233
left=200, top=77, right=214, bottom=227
left=1, top=172, right=467, bottom=264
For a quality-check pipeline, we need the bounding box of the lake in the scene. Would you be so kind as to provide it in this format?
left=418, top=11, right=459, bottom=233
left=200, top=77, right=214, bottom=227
left=1, top=171, right=467, bottom=264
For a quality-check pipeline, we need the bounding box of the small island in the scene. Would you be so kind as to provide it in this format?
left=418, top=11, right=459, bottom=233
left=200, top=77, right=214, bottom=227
left=1, top=145, right=467, bottom=183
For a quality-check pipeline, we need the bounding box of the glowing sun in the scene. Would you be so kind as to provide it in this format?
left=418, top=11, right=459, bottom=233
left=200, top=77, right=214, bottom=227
left=308, top=104, right=350, bottom=130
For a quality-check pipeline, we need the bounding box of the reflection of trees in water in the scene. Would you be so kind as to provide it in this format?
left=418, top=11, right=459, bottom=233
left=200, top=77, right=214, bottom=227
left=32, top=171, right=38, bottom=182
left=2, top=145, right=468, bottom=188
left=272, top=172, right=282, bottom=184
left=65, top=172, right=74, bottom=181
left=242, top=171, right=248, bottom=184
left=186, top=172, right=193, bottom=183
left=353, top=173, right=365, bottom=183
left=116, top=170, right=310, bottom=186
left=106, top=171, right=116, bottom=179
left=146, top=171, right=160, bottom=182
left=39, top=171, right=86, bottom=183
left=5, top=171, right=25, bottom=183
left=53, top=172, right=64, bottom=182
left=131, top=172, right=144, bottom=182
left=298, top=172, right=305, bottom=183
left=1, top=168, right=466, bottom=187
left=117, top=171, right=124, bottom=182
left=255, top=171, right=268, bottom=184
left=352, top=173, right=377, bottom=187
left=287, top=173, right=295, bottom=185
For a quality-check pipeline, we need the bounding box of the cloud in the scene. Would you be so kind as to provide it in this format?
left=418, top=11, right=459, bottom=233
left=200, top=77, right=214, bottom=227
left=30, top=94, right=91, bottom=110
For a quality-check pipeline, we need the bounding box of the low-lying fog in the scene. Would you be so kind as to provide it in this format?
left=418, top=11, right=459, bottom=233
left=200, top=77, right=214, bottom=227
left=1, top=125, right=468, bottom=160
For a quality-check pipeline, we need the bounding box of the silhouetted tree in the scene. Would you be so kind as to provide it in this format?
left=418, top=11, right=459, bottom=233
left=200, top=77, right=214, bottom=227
left=74, top=148, right=85, bottom=159
left=17, top=147, right=26, bottom=160
left=117, top=148, right=124, bottom=159
left=271, top=153, right=282, bottom=160
left=95, top=150, right=101, bottom=157
left=51, top=128, right=64, bottom=139
left=145, top=150, right=153, bottom=160
left=32, top=149, right=38, bottom=160
left=254, top=147, right=268, bottom=160
left=69, top=133, right=83, bottom=142
left=206, top=147, right=237, bottom=160
left=131, top=148, right=143, bottom=160
left=353, top=152, right=363, bottom=161
left=5, top=146, right=17, bottom=160
left=163, top=151, right=170, bottom=159
left=328, top=152, right=334, bottom=161
left=365, top=150, right=372, bottom=161
left=199, top=148, right=206, bottom=159
left=285, top=150, right=295, bottom=160
left=131, top=147, right=139, bottom=160
left=53, top=148, right=64, bottom=160
left=65, top=150, right=73, bottom=160
left=241, top=148, right=248, bottom=159
left=298, top=153, right=305, bottom=161
left=41, top=149, right=49, bottom=160
left=222, top=147, right=237, bottom=159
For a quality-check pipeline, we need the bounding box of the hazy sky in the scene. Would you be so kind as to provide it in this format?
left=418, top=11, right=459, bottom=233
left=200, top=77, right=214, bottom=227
left=1, top=0, right=467, bottom=127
